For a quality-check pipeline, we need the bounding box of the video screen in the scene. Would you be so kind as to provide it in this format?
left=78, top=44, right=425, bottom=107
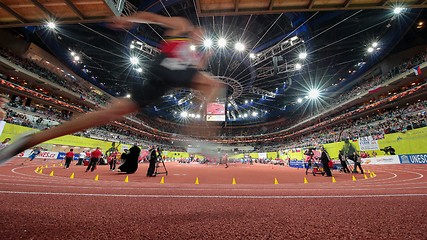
left=206, top=102, right=225, bottom=122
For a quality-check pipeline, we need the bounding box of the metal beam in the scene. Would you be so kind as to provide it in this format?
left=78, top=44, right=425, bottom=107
left=0, top=2, right=27, bottom=23
left=0, top=17, right=110, bottom=28
left=199, top=4, right=427, bottom=16
left=234, top=0, right=240, bottom=12
left=380, top=0, right=389, bottom=6
left=29, top=0, right=54, bottom=18
left=343, top=0, right=352, bottom=8
left=64, top=0, right=85, bottom=20
left=308, top=0, right=315, bottom=9
left=268, top=0, right=275, bottom=10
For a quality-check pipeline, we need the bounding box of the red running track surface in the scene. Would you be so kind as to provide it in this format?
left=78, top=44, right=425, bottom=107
left=0, top=158, right=426, bottom=239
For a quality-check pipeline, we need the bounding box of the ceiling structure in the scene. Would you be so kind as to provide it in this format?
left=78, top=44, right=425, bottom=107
left=0, top=0, right=426, bottom=127
left=195, top=0, right=427, bottom=16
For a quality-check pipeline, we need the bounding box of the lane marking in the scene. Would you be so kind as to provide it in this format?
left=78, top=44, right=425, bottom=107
left=0, top=190, right=426, bottom=199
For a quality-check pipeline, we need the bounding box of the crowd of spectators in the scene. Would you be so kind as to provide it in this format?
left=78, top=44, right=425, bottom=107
left=0, top=48, right=110, bottom=106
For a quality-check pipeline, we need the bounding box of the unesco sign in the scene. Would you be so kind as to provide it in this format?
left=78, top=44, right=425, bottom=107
left=399, top=154, right=427, bottom=164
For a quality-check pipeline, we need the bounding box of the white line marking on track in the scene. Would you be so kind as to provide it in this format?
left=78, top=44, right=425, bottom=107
left=0, top=190, right=426, bottom=199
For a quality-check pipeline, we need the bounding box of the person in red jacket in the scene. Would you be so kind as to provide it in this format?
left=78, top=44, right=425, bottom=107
left=86, top=147, right=102, bottom=172
left=64, top=149, right=74, bottom=169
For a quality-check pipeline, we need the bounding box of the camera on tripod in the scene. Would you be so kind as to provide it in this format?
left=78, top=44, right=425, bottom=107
left=380, top=146, right=396, bottom=155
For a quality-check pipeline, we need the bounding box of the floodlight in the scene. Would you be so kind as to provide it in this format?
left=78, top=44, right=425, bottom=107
left=74, top=56, right=80, bottom=61
left=204, top=39, right=213, bottom=48
left=308, top=89, right=320, bottom=99
left=136, top=68, right=142, bottom=73
left=180, top=111, right=188, bottom=118
left=298, top=52, right=307, bottom=60
left=249, top=53, right=256, bottom=59
left=130, top=56, right=139, bottom=65
left=297, top=98, right=303, bottom=103
left=125, top=94, right=131, bottom=98
left=235, top=42, right=245, bottom=52
left=372, top=42, right=378, bottom=47
left=217, top=38, right=227, bottom=48
left=189, top=45, right=196, bottom=51
left=252, top=112, right=258, bottom=117
left=367, top=47, right=374, bottom=53
left=47, top=22, right=56, bottom=29
left=393, top=7, right=404, bottom=14
left=295, top=63, right=302, bottom=70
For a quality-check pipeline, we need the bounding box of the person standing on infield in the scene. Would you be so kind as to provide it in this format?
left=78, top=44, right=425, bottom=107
left=86, top=147, right=102, bottom=172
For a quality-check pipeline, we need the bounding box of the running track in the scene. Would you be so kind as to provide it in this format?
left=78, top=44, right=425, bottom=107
left=0, top=158, right=426, bottom=239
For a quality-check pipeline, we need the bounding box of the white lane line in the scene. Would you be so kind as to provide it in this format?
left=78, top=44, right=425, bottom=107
left=0, top=190, right=426, bottom=199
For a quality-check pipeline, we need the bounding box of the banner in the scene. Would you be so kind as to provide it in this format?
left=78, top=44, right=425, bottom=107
left=361, top=155, right=400, bottom=165
left=399, top=154, right=427, bottom=164
left=258, top=152, right=267, bottom=159
left=358, top=136, right=380, bottom=151
left=17, top=150, right=60, bottom=159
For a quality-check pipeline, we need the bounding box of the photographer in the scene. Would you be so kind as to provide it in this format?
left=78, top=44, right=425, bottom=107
left=304, top=148, right=315, bottom=175
left=352, top=152, right=364, bottom=174
left=146, top=146, right=157, bottom=177
left=338, top=150, right=351, bottom=173
left=319, top=146, right=332, bottom=177
left=380, top=146, right=396, bottom=155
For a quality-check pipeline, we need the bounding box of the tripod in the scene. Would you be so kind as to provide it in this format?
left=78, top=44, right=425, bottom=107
left=154, top=155, right=168, bottom=176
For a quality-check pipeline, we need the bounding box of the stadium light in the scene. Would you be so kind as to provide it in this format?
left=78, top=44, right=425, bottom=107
left=393, top=7, right=404, bottom=14
left=235, top=42, right=245, bottom=52
left=189, top=45, right=196, bottom=51
left=298, top=52, right=307, bottom=60
left=308, top=89, right=320, bottom=99
left=125, top=94, right=131, bottom=98
left=372, top=42, right=378, bottom=48
left=180, top=111, right=188, bottom=118
left=252, top=111, right=258, bottom=117
left=47, top=22, right=56, bottom=29
left=295, top=63, right=302, bottom=70
left=74, top=56, right=80, bottom=61
left=217, top=38, right=227, bottom=48
left=249, top=53, right=256, bottom=59
left=136, top=67, right=142, bottom=73
left=204, top=39, right=213, bottom=48
left=297, top=98, right=303, bottom=103
left=130, top=56, right=139, bottom=65
left=367, top=47, right=374, bottom=53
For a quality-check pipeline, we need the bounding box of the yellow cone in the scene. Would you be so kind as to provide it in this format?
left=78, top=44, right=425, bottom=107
left=368, top=170, right=371, bottom=174
left=304, top=177, right=308, bottom=184
left=364, top=174, right=368, bottom=179
left=232, top=178, right=237, bottom=185
left=195, top=177, right=199, bottom=185
left=370, top=172, right=374, bottom=178
left=38, top=168, right=43, bottom=174
left=332, top=177, right=336, bottom=183
left=372, top=171, right=376, bottom=177
left=35, top=167, right=39, bottom=172
left=274, top=178, right=279, bottom=185
left=45, top=165, right=48, bottom=168
left=124, top=176, right=129, bottom=183
left=70, top=172, right=75, bottom=179
left=49, top=171, right=54, bottom=177
left=59, top=164, right=63, bottom=167
left=352, top=175, right=357, bottom=181
left=160, top=176, right=165, bottom=184
left=94, top=174, right=99, bottom=181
